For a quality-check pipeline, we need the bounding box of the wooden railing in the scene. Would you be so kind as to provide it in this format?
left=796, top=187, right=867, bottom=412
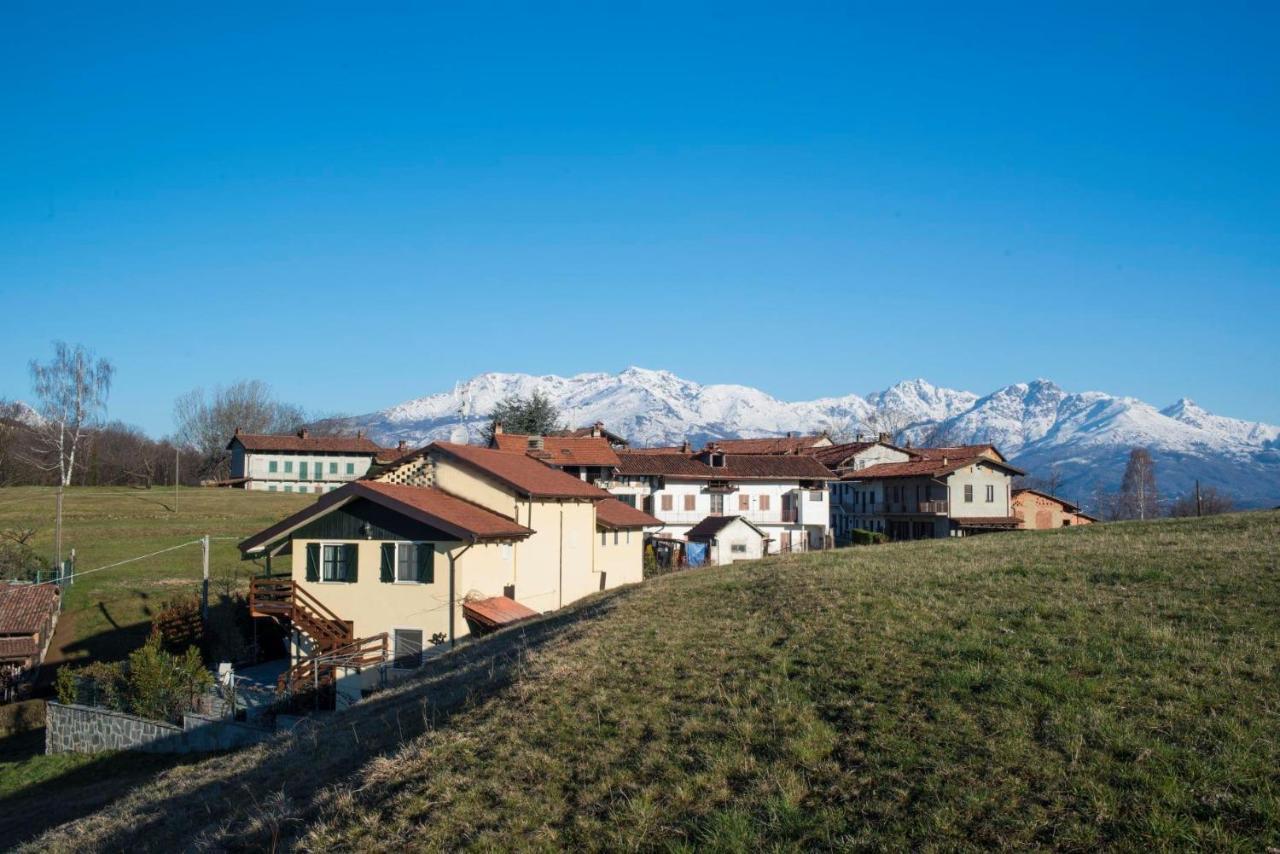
left=249, top=577, right=352, bottom=651
left=918, top=500, right=949, bottom=514
left=279, top=633, right=389, bottom=695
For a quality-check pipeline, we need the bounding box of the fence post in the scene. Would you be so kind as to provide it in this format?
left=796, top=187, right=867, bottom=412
left=201, top=535, right=210, bottom=624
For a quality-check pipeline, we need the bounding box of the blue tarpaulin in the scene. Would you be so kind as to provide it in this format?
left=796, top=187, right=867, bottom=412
left=685, top=541, right=708, bottom=567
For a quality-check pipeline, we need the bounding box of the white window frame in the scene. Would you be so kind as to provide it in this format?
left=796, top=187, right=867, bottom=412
left=319, top=541, right=353, bottom=583
left=391, top=626, right=424, bottom=670
left=394, top=541, right=429, bottom=584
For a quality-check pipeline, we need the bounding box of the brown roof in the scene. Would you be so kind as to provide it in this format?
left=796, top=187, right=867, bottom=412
left=462, top=595, right=540, bottom=633
left=0, top=584, right=59, bottom=634
left=549, top=423, right=629, bottom=446
left=911, top=444, right=1007, bottom=462
left=717, top=454, right=834, bottom=480
left=228, top=430, right=387, bottom=455
left=617, top=452, right=833, bottom=481
left=625, top=445, right=692, bottom=455
left=705, top=435, right=829, bottom=455
left=492, top=433, right=621, bottom=468
left=841, top=455, right=1024, bottom=481
left=239, top=480, right=533, bottom=553
left=431, top=442, right=612, bottom=499
left=0, top=635, right=37, bottom=661
left=685, top=515, right=767, bottom=541
left=951, top=516, right=1022, bottom=528
left=1012, top=488, right=1099, bottom=520
left=595, top=498, right=663, bottom=529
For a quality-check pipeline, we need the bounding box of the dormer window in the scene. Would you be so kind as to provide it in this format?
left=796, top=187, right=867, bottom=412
left=527, top=436, right=544, bottom=450
left=710, top=453, right=724, bottom=468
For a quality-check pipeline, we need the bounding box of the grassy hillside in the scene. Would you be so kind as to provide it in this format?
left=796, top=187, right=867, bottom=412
left=19, top=512, right=1280, bottom=851
left=0, top=486, right=309, bottom=664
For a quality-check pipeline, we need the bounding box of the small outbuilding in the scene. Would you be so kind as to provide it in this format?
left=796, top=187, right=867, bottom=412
left=685, top=516, right=768, bottom=565
left=1012, top=488, right=1098, bottom=529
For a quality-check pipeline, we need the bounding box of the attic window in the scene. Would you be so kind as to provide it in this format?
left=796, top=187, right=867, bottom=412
left=527, top=436, right=544, bottom=450
left=710, top=453, right=724, bottom=467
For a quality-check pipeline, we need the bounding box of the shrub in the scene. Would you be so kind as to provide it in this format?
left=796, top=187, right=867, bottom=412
left=849, top=529, right=888, bottom=546
left=55, top=635, right=213, bottom=725
left=152, top=595, right=203, bottom=653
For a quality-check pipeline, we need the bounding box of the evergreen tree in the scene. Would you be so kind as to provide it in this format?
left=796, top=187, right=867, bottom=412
left=481, top=391, right=563, bottom=445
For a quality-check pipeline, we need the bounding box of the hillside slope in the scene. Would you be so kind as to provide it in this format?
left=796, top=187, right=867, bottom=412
left=24, top=512, right=1280, bottom=851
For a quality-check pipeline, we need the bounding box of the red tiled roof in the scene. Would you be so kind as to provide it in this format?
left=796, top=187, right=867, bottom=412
left=462, top=595, right=540, bottom=633
left=228, top=432, right=387, bottom=455
left=492, top=433, right=621, bottom=468
left=951, top=516, right=1022, bottom=528
left=549, top=424, right=629, bottom=446
left=705, top=435, right=829, bottom=455
left=617, top=452, right=833, bottom=481
left=617, top=452, right=713, bottom=477
left=842, top=455, right=1024, bottom=480
left=0, top=584, right=59, bottom=634
left=431, top=442, right=612, bottom=499
left=911, top=444, right=1007, bottom=462
left=625, top=445, right=691, bottom=455
left=0, top=635, right=37, bottom=662
left=717, top=454, right=834, bottom=480
left=595, top=497, right=663, bottom=529
left=239, top=480, right=533, bottom=553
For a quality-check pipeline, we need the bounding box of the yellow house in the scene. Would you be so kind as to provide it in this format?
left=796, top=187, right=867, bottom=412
left=241, top=441, right=659, bottom=698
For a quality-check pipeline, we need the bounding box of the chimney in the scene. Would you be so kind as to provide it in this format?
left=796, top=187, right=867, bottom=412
left=942, top=456, right=948, bottom=465
left=297, top=427, right=309, bottom=439
left=592, top=421, right=604, bottom=438
left=356, top=430, right=363, bottom=439
left=493, top=422, right=504, bottom=435
left=878, top=432, right=890, bottom=444
left=397, top=440, right=407, bottom=453
left=786, top=431, right=794, bottom=439
left=234, top=426, right=241, bottom=437
left=681, top=440, right=691, bottom=453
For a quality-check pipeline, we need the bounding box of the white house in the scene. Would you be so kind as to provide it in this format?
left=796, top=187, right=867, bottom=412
left=226, top=428, right=400, bottom=494
left=606, top=445, right=833, bottom=552
left=685, top=515, right=769, bottom=565
left=836, top=446, right=1024, bottom=540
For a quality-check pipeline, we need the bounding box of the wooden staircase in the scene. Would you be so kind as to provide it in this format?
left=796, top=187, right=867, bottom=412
left=249, top=578, right=389, bottom=696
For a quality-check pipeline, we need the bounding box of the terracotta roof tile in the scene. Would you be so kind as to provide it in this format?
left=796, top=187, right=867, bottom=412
left=432, top=442, right=612, bottom=499
left=841, top=454, right=1024, bottom=480
left=239, top=480, right=532, bottom=553
left=617, top=452, right=714, bottom=477
left=617, top=452, right=833, bottom=481
left=911, top=444, right=1006, bottom=462
left=0, top=635, right=37, bottom=661
left=685, top=515, right=766, bottom=541
left=595, top=497, right=663, bottom=529
left=462, top=595, right=540, bottom=632
left=705, top=435, right=830, bottom=454
left=228, top=432, right=387, bottom=455
left=492, top=433, right=621, bottom=468
left=0, top=584, right=59, bottom=634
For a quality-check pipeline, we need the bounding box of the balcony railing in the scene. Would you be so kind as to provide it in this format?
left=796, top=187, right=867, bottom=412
left=919, top=500, right=949, bottom=514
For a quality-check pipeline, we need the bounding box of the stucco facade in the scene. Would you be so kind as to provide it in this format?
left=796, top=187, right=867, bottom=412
left=1012, top=489, right=1096, bottom=529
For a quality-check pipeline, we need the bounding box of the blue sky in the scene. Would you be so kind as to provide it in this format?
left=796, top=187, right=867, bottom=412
left=2, top=2, right=1277, bottom=436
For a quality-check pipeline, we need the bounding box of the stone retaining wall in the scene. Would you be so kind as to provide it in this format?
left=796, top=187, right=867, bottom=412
left=45, top=702, right=275, bottom=755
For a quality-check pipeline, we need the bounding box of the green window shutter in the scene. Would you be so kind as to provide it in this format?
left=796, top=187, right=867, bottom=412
left=269, top=460, right=278, bottom=473
left=344, top=543, right=359, bottom=582
left=418, top=545, right=434, bottom=583
left=380, top=543, right=395, bottom=583
left=305, top=543, right=320, bottom=582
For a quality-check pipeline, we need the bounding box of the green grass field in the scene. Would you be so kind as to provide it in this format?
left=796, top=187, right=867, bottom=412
left=15, top=509, right=1278, bottom=851
left=0, top=486, right=309, bottom=665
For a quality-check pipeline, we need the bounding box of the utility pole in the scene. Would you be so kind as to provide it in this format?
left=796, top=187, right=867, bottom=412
left=201, top=534, right=210, bottom=624
left=174, top=447, right=179, bottom=514
left=1195, top=479, right=1202, bottom=517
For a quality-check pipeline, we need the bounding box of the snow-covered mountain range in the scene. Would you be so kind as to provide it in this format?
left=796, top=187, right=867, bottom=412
left=341, top=367, right=1280, bottom=509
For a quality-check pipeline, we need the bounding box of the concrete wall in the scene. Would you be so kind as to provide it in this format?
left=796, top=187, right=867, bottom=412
left=45, top=702, right=274, bottom=755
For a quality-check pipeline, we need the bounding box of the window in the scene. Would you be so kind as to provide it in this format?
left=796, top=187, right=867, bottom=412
left=393, top=629, right=423, bottom=669
left=321, top=544, right=352, bottom=581
left=964, top=484, right=974, bottom=503
left=329, top=462, right=338, bottom=474
left=284, top=461, right=293, bottom=473
left=299, top=461, right=308, bottom=480
left=268, top=485, right=277, bottom=492
left=683, top=494, right=695, bottom=512
left=759, top=494, right=770, bottom=511
left=613, top=531, right=619, bottom=545
left=397, top=543, right=425, bottom=583
left=739, top=494, right=750, bottom=511
left=810, top=490, right=824, bottom=501
left=268, top=460, right=278, bottom=473
left=346, top=462, right=355, bottom=475
left=601, top=531, right=607, bottom=546
left=731, top=543, right=748, bottom=554
left=661, top=494, right=673, bottom=512
left=710, top=494, right=724, bottom=515
left=284, top=485, right=293, bottom=493
left=985, top=485, right=995, bottom=503
left=618, top=494, right=636, bottom=508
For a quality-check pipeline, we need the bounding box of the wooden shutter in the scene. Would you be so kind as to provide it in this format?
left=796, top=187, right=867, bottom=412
left=684, top=494, right=695, bottom=511
left=305, top=543, right=320, bottom=582
left=417, top=545, right=434, bottom=583
left=759, top=494, right=770, bottom=511
left=739, top=494, right=749, bottom=511
left=344, top=543, right=359, bottom=582
left=661, top=494, right=673, bottom=512
left=380, top=543, right=395, bottom=583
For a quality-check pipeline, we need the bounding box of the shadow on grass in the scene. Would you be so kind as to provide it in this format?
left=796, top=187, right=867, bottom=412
left=32, top=588, right=634, bottom=851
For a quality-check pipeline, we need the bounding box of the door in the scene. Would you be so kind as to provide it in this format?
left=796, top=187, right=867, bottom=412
left=710, top=494, right=724, bottom=516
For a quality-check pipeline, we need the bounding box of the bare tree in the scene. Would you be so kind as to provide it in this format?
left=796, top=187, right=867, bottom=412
left=1168, top=484, right=1235, bottom=517
left=1117, top=448, right=1159, bottom=520
left=173, top=380, right=308, bottom=479
left=28, top=342, right=114, bottom=487
left=861, top=408, right=914, bottom=444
